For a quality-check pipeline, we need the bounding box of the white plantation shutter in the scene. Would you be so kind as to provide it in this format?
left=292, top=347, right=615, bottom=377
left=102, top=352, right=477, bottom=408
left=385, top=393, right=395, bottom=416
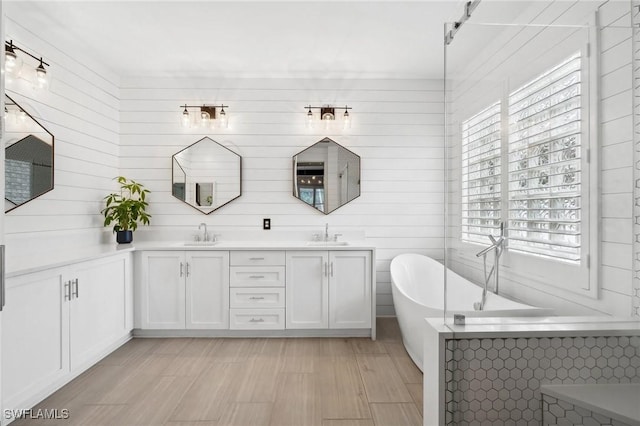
left=507, top=53, right=582, bottom=262
left=461, top=102, right=502, bottom=243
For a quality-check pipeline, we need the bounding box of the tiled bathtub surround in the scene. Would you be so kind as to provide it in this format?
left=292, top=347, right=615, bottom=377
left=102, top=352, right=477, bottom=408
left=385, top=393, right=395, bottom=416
left=444, top=336, right=640, bottom=425
left=542, top=394, right=633, bottom=426
left=540, top=383, right=640, bottom=426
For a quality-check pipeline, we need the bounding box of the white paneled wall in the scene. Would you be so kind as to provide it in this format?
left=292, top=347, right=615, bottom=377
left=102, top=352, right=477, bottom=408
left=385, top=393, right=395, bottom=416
left=3, top=6, right=120, bottom=262
left=446, top=0, right=635, bottom=316
left=120, top=78, right=445, bottom=315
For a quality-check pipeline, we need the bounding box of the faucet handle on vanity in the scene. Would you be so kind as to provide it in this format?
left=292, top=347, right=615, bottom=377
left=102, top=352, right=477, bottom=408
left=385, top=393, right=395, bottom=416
left=333, top=234, right=343, bottom=242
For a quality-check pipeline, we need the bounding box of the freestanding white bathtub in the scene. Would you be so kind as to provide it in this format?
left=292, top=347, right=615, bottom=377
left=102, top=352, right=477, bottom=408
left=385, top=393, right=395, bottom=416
left=390, top=253, right=554, bottom=371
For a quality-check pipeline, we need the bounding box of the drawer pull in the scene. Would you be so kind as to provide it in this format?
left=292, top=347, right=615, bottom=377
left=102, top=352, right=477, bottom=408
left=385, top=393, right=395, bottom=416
left=249, top=296, right=265, bottom=300
left=249, top=257, right=265, bottom=261
left=249, top=318, right=265, bottom=323
left=249, top=275, right=265, bottom=279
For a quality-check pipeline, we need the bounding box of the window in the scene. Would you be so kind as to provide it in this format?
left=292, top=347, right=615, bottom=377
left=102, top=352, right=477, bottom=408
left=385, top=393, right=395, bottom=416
left=507, top=53, right=582, bottom=262
left=461, top=102, right=502, bottom=244
left=461, top=52, right=586, bottom=264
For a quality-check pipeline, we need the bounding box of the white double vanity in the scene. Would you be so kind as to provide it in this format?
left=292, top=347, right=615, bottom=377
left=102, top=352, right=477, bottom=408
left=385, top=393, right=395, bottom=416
left=2, top=240, right=376, bottom=416
left=136, top=243, right=374, bottom=335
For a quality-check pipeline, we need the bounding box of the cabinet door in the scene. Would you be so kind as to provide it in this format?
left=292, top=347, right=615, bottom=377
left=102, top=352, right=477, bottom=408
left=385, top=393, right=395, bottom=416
left=329, top=251, right=372, bottom=329
left=185, top=251, right=229, bottom=329
left=141, top=251, right=185, bottom=329
left=69, top=255, right=129, bottom=370
left=286, top=251, right=328, bottom=329
left=2, top=269, right=69, bottom=413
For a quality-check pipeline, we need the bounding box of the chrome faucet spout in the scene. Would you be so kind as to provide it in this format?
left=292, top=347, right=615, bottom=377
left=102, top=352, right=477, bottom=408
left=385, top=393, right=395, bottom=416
left=198, top=223, right=209, bottom=241
left=324, top=223, right=329, bottom=242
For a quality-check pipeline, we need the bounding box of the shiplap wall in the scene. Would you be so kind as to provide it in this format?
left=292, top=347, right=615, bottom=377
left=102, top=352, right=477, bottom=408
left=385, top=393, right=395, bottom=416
left=119, top=78, right=445, bottom=315
left=446, top=0, right=635, bottom=316
left=3, top=5, right=120, bottom=261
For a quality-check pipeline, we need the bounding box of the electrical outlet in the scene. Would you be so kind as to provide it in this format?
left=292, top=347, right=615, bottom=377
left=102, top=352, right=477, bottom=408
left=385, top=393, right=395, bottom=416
left=263, top=218, right=271, bottom=230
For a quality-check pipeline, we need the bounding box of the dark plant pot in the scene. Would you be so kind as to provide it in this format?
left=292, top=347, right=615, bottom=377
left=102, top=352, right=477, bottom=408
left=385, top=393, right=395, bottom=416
left=116, top=230, right=133, bottom=244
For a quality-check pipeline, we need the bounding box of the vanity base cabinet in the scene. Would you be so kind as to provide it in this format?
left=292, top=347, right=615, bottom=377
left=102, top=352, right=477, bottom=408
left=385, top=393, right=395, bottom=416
left=285, top=251, right=329, bottom=329
left=186, top=251, right=230, bottom=329
left=230, top=251, right=285, bottom=330
left=2, top=253, right=132, bottom=420
left=139, top=251, right=229, bottom=330
left=329, top=251, right=372, bottom=329
left=70, top=255, right=130, bottom=370
left=140, top=251, right=185, bottom=329
left=286, top=250, right=372, bottom=330
left=2, top=269, right=68, bottom=418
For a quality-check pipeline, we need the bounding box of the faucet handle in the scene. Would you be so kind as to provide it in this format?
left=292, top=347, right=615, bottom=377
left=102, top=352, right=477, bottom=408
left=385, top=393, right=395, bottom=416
left=211, top=234, right=221, bottom=242
left=312, top=233, right=321, bottom=242
left=333, top=233, right=343, bottom=242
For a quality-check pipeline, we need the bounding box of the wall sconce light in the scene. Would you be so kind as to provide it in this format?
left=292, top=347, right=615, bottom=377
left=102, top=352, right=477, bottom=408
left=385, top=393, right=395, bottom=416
left=180, top=104, right=229, bottom=129
left=305, top=105, right=352, bottom=129
left=4, top=40, right=50, bottom=88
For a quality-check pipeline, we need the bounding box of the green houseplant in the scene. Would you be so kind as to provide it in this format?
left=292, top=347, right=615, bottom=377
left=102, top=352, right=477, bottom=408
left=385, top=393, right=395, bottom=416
left=101, top=176, right=151, bottom=244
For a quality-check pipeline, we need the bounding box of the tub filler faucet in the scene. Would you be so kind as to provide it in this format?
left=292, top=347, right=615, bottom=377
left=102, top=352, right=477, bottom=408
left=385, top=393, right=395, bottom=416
left=474, top=222, right=505, bottom=311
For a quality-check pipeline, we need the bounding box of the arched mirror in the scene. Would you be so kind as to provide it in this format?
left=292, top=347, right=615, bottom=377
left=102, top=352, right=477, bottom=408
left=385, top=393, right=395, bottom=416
left=293, top=137, right=361, bottom=214
left=4, top=94, right=54, bottom=212
left=172, top=136, right=242, bottom=214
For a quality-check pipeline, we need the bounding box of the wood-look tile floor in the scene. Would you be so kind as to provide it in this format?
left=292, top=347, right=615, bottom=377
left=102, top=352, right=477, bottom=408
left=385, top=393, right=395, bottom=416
left=14, top=318, right=423, bottom=426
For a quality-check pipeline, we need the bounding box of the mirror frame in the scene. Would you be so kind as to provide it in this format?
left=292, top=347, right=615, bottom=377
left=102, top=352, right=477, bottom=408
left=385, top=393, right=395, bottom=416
left=292, top=137, right=361, bottom=215
left=171, top=136, right=242, bottom=214
left=4, top=94, right=55, bottom=213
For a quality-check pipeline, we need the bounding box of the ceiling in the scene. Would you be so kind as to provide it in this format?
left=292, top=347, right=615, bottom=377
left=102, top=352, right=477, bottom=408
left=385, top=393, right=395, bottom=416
left=8, top=1, right=547, bottom=80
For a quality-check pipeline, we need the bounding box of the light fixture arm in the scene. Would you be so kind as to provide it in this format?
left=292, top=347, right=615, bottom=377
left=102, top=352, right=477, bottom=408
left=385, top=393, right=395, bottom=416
left=5, top=40, right=50, bottom=68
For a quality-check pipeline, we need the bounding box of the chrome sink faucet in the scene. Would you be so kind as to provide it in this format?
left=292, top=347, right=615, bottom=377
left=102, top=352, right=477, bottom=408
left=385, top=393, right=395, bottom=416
left=198, top=223, right=209, bottom=242
left=324, top=223, right=329, bottom=242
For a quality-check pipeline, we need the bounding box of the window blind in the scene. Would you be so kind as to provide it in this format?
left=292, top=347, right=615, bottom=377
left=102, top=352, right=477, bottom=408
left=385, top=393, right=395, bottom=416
left=507, top=53, right=582, bottom=262
left=461, top=102, right=502, bottom=244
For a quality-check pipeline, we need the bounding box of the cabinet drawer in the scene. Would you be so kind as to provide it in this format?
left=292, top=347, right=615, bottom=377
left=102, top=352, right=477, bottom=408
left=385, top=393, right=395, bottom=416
left=230, top=288, right=285, bottom=308
left=230, top=266, right=285, bottom=287
left=230, top=251, right=285, bottom=266
left=229, top=309, right=285, bottom=330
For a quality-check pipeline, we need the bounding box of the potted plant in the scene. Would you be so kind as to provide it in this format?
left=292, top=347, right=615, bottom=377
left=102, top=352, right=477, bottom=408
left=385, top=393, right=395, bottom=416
left=101, top=176, right=151, bottom=244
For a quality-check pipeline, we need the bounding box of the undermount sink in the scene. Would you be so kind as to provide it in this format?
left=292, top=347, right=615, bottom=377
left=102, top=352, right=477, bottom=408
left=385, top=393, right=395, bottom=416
left=306, top=241, right=349, bottom=246
left=182, top=241, right=218, bottom=246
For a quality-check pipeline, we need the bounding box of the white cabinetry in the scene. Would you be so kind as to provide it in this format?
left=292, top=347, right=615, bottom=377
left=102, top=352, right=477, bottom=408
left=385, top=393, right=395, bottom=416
left=140, top=251, right=229, bottom=329
left=286, top=250, right=371, bottom=330
left=2, top=253, right=132, bottom=417
left=286, top=251, right=328, bottom=329
left=229, top=251, right=285, bottom=330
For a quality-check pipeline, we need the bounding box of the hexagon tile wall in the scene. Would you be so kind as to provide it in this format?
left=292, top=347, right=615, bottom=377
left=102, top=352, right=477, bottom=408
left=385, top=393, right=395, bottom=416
left=444, top=336, right=640, bottom=425
left=541, top=394, right=632, bottom=426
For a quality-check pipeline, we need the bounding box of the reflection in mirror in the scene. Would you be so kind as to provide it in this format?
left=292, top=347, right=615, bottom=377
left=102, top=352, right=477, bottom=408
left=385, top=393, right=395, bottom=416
left=4, top=94, right=54, bottom=212
left=293, top=137, right=360, bottom=214
left=172, top=136, right=241, bottom=214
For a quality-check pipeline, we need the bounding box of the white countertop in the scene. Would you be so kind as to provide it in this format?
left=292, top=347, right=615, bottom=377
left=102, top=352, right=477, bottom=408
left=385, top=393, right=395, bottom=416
left=6, top=240, right=375, bottom=277
left=425, top=316, right=640, bottom=338
left=6, top=244, right=134, bottom=278
left=134, top=240, right=375, bottom=250
left=541, top=383, right=640, bottom=425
